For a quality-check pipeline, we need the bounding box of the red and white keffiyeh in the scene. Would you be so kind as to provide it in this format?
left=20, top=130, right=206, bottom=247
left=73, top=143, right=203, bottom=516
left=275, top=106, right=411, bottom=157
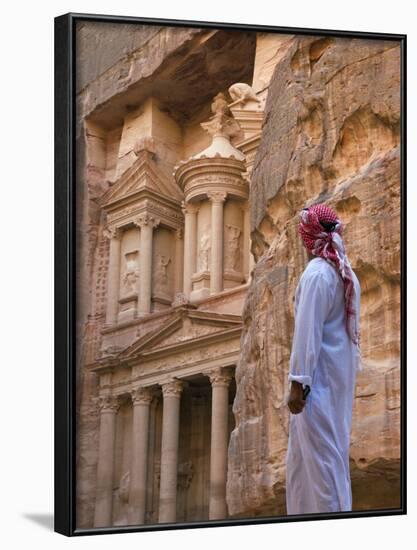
left=298, top=203, right=360, bottom=346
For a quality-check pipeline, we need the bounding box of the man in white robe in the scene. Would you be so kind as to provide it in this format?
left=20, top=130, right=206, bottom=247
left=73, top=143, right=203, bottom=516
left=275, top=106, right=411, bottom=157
left=285, top=203, right=361, bottom=515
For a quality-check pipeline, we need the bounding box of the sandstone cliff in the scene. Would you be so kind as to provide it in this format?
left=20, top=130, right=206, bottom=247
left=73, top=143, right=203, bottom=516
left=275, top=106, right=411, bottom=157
left=227, top=35, right=401, bottom=516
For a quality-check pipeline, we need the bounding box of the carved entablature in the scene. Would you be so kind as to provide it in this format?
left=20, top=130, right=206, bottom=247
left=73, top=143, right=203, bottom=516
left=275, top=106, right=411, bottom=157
left=91, top=308, right=242, bottom=389
left=104, top=201, right=184, bottom=240
left=122, top=310, right=241, bottom=383
left=100, top=150, right=184, bottom=233
left=174, top=158, right=249, bottom=204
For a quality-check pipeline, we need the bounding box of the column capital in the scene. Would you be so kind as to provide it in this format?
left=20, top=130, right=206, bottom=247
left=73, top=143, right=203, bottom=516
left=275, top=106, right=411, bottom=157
left=207, top=367, right=233, bottom=387
left=133, top=213, right=161, bottom=230
left=175, top=227, right=184, bottom=240
left=130, top=386, right=155, bottom=405
left=161, top=377, right=187, bottom=398
left=181, top=200, right=200, bottom=216
left=207, top=191, right=227, bottom=204
left=95, top=394, right=121, bottom=413
left=103, top=225, right=122, bottom=240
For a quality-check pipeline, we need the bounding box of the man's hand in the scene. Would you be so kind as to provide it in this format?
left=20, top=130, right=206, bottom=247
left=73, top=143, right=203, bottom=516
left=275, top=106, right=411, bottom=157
left=287, top=381, right=306, bottom=414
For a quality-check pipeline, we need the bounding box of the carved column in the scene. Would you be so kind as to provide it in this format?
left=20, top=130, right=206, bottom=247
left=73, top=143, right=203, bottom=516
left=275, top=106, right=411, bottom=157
left=208, top=367, right=233, bottom=520
left=94, top=395, right=120, bottom=527
left=128, top=387, right=154, bottom=525
left=134, top=214, right=160, bottom=316
left=105, top=228, right=121, bottom=325
left=158, top=378, right=185, bottom=523
left=182, top=202, right=199, bottom=298
left=174, top=228, right=184, bottom=295
left=241, top=202, right=250, bottom=281
left=208, top=192, right=227, bottom=294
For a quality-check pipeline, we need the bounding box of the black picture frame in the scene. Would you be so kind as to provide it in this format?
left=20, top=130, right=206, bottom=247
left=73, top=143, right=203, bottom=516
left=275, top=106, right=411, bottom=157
left=54, top=12, right=407, bottom=537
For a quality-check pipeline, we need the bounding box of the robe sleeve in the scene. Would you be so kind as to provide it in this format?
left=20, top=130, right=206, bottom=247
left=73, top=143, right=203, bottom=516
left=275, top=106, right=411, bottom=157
left=288, top=269, right=335, bottom=388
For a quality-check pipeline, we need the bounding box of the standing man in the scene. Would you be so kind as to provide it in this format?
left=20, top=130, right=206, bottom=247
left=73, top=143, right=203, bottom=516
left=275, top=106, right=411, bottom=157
left=285, top=203, right=362, bottom=515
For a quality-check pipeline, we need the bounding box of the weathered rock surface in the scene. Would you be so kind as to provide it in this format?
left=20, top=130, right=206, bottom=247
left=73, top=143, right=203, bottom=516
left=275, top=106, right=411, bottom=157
left=227, top=36, right=401, bottom=516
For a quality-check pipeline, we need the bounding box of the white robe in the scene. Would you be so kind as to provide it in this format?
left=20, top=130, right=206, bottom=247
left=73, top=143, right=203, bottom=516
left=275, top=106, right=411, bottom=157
left=285, top=256, right=361, bottom=515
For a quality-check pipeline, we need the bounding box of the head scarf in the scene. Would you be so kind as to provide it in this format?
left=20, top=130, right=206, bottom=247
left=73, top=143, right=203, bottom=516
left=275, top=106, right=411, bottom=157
left=298, top=203, right=360, bottom=346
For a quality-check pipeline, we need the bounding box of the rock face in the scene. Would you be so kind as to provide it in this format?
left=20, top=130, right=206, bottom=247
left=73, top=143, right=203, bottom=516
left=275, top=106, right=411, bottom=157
left=227, top=36, right=401, bottom=516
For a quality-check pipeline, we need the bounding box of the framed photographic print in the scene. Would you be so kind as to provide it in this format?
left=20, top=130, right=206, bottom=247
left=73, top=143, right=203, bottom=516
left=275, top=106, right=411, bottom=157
left=54, top=12, right=406, bottom=536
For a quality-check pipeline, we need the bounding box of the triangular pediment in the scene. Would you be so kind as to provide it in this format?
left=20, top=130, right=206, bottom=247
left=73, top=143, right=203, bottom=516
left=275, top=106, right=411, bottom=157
left=101, top=151, right=183, bottom=207
left=118, top=308, right=242, bottom=360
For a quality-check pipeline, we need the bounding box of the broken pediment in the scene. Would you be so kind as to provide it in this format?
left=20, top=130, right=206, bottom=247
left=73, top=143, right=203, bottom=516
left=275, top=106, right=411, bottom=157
left=100, top=149, right=184, bottom=209
left=118, top=308, right=242, bottom=361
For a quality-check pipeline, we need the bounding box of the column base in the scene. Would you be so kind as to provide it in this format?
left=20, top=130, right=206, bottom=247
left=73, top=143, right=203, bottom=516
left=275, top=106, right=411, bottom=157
left=190, top=271, right=211, bottom=301
left=117, top=294, right=137, bottom=323
left=152, top=293, right=173, bottom=312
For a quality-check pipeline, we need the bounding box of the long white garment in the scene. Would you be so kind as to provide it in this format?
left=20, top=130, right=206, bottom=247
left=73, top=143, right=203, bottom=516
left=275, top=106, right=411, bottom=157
left=285, top=256, right=361, bottom=515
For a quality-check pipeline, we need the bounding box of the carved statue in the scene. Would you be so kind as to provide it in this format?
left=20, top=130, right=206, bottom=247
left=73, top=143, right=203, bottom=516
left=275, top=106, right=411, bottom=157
left=154, top=254, right=171, bottom=292
left=122, top=252, right=139, bottom=295
left=225, top=224, right=242, bottom=271
left=228, top=83, right=261, bottom=106
left=211, top=92, right=233, bottom=117
left=112, top=471, right=130, bottom=527
left=198, top=230, right=211, bottom=272
left=118, top=471, right=130, bottom=504
left=177, top=460, right=194, bottom=490
left=200, top=93, right=241, bottom=139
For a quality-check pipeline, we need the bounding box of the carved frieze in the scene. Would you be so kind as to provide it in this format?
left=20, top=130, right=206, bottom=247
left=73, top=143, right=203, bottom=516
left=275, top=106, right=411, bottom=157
left=133, top=337, right=241, bottom=374
left=178, top=167, right=248, bottom=204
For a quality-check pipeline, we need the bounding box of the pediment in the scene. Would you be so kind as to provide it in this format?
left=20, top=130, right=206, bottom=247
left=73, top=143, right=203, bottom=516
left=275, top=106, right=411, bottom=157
left=118, top=308, right=242, bottom=360
left=101, top=151, right=183, bottom=207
